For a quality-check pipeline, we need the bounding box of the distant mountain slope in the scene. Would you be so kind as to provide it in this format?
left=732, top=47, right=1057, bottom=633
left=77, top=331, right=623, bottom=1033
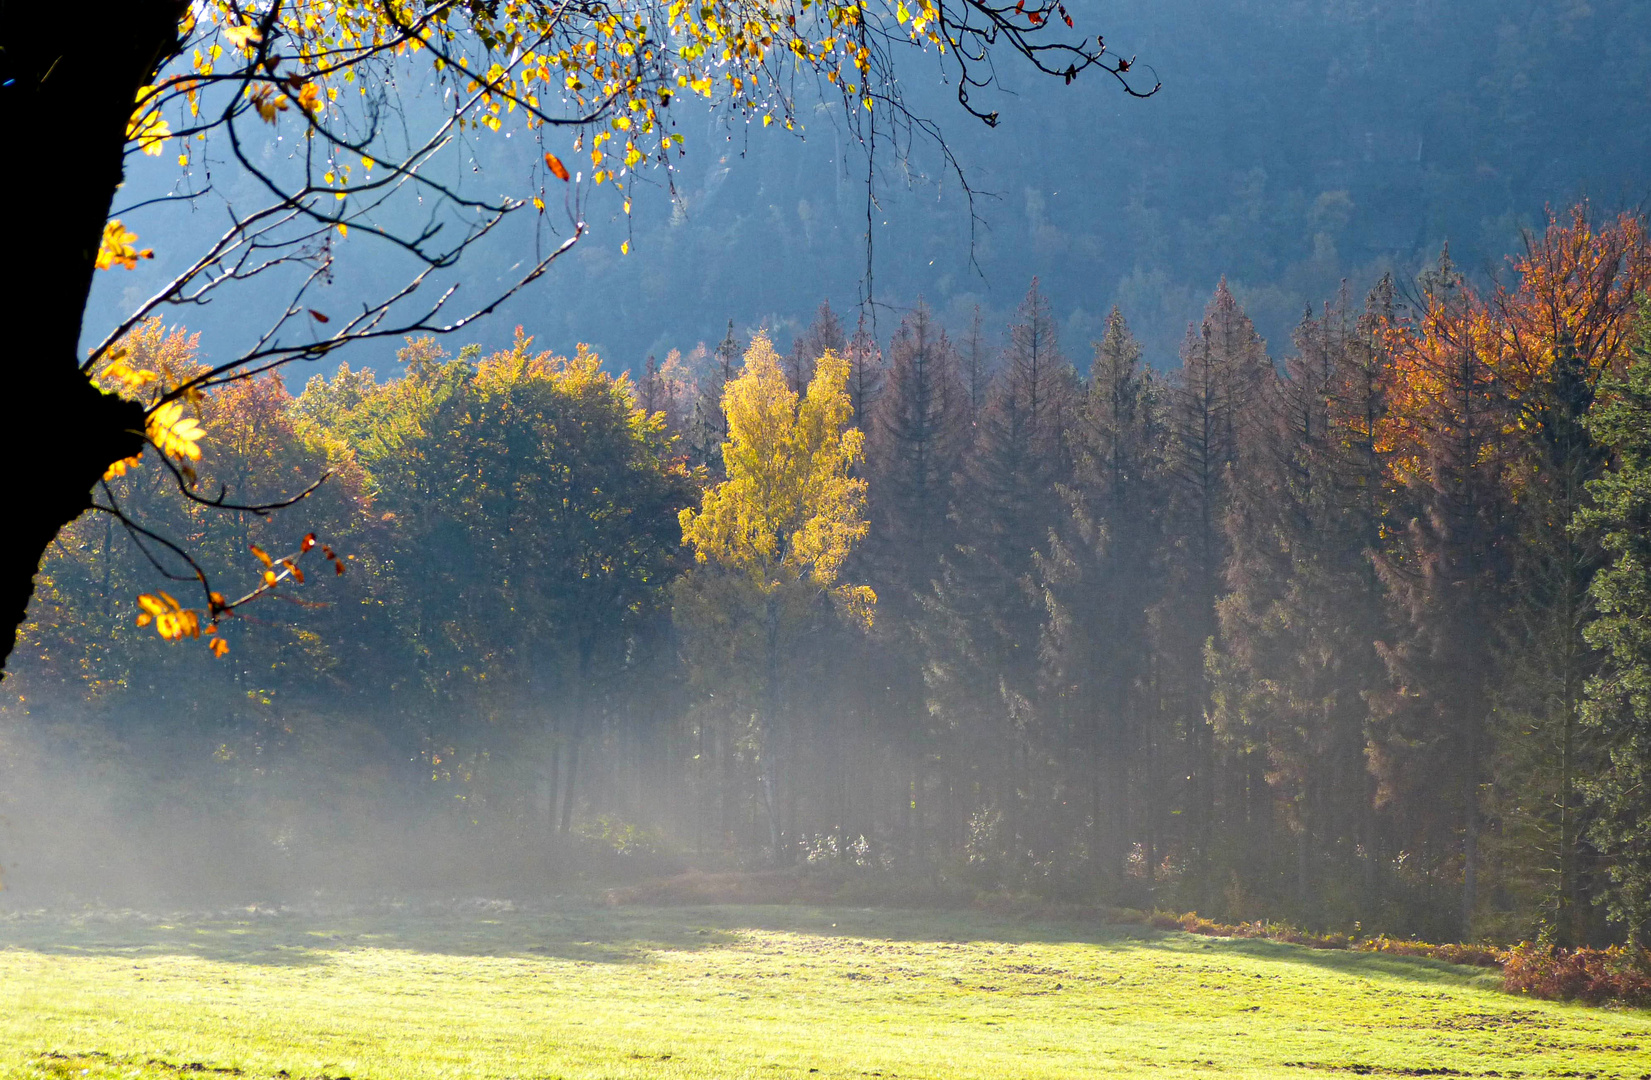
left=86, top=0, right=1651, bottom=374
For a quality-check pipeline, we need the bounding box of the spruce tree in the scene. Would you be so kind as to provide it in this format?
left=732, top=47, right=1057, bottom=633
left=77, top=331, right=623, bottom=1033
left=787, top=300, right=847, bottom=398
left=687, top=321, right=744, bottom=477
left=1038, top=307, right=1168, bottom=891
left=1211, top=287, right=1395, bottom=920
left=1160, top=278, right=1274, bottom=898
left=928, top=278, right=1077, bottom=872
left=1370, top=253, right=1516, bottom=936
left=1578, top=301, right=1651, bottom=945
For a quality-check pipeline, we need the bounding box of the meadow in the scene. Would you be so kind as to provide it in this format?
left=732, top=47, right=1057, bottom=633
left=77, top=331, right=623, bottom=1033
left=1, top=902, right=1647, bottom=1080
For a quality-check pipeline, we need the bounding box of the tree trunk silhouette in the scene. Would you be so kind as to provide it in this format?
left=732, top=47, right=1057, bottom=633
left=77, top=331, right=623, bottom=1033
left=1, top=5, right=183, bottom=670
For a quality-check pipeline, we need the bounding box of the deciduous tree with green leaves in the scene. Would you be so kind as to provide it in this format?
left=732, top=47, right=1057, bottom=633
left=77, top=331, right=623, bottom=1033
left=1, top=0, right=1152, bottom=673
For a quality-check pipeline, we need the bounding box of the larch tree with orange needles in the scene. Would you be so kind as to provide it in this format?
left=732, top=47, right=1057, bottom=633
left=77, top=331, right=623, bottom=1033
left=1370, top=251, right=1519, bottom=938
left=1478, top=208, right=1651, bottom=944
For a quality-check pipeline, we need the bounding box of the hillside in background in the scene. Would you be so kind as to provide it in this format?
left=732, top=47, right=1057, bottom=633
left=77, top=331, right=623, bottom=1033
left=86, top=0, right=1651, bottom=376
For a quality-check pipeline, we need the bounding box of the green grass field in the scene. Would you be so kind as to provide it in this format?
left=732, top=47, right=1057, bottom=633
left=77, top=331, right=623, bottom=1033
left=1, top=903, right=1647, bottom=1080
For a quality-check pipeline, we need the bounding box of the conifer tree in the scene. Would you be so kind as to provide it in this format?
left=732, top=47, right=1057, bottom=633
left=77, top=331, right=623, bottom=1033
left=1161, top=279, right=1274, bottom=894
left=787, top=301, right=847, bottom=398
left=871, top=300, right=966, bottom=611
left=1211, top=287, right=1395, bottom=919
left=927, top=278, right=1077, bottom=869
left=1484, top=210, right=1650, bottom=942
left=1038, top=307, right=1167, bottom=889
left=1578, top=300, right=1651, bottom=945
left=1371, top=253, right=1516, bottom=935
left=686, top=322, right=744, bottom=476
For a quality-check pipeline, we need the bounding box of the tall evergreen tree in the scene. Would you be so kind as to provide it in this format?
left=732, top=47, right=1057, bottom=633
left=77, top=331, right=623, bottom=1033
left=1038, top=307, right=1167, bottom=891
left=1161, top=279, right=1274, bottom=895
left=1211, top=287, right=1395, bottom=920
left=927, top=279, right=1077, bottom=870
left=1578, top=300, right=1651, bottom=946
left=1484, top=210, right=1650, bottom=943
left=787, top=301, right=847, bottom=399
left=871, top=300, right=966, bottom=609
left=687, top=322, right=744, bottom=476
left=1371, top=253, right=1516, bottom=936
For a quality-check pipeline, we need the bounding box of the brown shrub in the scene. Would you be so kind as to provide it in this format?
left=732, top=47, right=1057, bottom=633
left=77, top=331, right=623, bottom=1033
left=1501, top=942, right=1651, bottom=1006
left=1357, top=935, right=1506, bottom=969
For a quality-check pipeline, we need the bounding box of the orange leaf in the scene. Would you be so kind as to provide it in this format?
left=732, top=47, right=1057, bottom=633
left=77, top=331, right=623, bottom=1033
left=263, top=569, right=278, bottom=586
left=545, top=152, right=571, bottom=182
left=310, top=309, right=330, bottom=323
left=250, top=544, right=273, bottom=568
left=210, top=638, right=230, bottom=658
left=301, top=533, right=317, bottom=552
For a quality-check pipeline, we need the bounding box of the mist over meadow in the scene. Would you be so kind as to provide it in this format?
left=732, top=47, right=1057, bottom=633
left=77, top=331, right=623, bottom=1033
left=7, top=0, right=1651, bottom=962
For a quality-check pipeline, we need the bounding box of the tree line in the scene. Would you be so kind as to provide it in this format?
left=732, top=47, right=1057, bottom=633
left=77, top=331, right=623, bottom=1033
left=10, top=204, right=1651, bottom=946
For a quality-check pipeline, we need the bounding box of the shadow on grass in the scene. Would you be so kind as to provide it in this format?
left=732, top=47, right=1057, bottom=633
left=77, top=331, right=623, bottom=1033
left=0, top=901, right=1517, bottom=996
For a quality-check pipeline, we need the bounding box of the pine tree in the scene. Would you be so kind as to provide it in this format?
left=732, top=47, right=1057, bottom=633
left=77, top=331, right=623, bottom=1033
left=1211, top=286, right=1396, bottom=920
left=1160, top=278, right=1274, bottom=897
left=686, top=321, right=743, bottom=476
left=1371, top=252, right=1516, bottom=936
left=1038, top=307, right=1168, bottom=891
left=928, top=278, right=1078, bottom=871
left=1485, top=210, right=1650, bottom=943
left=787, top=300, right=847, bottom=398
left=1578, top=300, right=1651, bottom=945
left=845, top=312, right=887, bottom=426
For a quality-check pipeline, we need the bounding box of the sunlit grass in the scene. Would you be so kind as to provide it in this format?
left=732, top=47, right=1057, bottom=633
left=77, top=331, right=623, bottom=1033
left=2, top=904, right=1647, bottom=1079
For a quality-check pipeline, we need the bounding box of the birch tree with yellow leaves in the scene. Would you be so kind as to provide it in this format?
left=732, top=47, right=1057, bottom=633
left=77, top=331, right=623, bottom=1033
left=1, top=0, right=1152, bottom=675
left=678, top=333, right=875, bottom=860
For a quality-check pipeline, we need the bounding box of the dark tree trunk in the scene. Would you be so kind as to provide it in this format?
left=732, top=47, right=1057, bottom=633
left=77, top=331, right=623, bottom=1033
left=0, top=2, right=186, bottom=670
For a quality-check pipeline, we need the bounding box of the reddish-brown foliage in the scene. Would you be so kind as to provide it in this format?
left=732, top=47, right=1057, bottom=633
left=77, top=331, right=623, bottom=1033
left=1501, top=942, right=1651, bottom=1006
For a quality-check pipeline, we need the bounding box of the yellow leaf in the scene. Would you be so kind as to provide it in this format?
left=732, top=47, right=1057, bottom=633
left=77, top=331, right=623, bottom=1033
left=223, top=23, right=262, bottom=48
left=147, top=401, right=205, bottom=462
left=96, top=220, right=153, bottom=271
left=102, top=455, right=142, bottom=481
left=126, top=87, right=171, bottom=155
